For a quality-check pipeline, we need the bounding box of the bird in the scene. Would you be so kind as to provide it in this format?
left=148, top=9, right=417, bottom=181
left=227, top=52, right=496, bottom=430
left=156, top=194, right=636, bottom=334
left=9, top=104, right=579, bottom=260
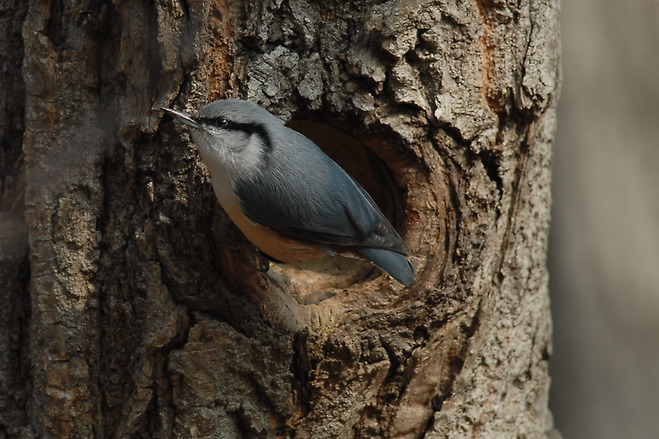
left=161, top=99, right=414, bottom=287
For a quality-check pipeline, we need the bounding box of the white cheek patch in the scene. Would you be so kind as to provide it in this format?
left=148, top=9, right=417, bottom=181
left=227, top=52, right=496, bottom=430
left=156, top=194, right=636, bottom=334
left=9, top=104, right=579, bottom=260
left=238, top=133, right=266, bottom=175
left=213, top=131, right=264, bottom=179
left=191, top=131, right=222, bottom=164
left=192, top=127, right=265, bottom=194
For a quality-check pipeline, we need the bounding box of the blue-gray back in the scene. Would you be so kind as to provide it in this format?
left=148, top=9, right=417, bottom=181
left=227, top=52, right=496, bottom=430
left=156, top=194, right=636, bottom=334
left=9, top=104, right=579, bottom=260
left=235, top=125, right=408, bottom=254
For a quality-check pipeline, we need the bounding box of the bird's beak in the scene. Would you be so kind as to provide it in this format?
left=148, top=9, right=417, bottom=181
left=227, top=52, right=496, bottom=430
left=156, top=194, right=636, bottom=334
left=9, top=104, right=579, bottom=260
left=160, top=107, right=199, bottom=129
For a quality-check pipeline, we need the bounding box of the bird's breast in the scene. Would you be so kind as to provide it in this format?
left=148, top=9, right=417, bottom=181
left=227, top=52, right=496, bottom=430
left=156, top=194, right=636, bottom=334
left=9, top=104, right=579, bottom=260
left=213, top=182, right=326, bottom=264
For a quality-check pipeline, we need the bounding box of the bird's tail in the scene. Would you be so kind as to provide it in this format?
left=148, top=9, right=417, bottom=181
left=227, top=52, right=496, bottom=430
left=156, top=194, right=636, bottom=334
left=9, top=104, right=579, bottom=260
left=355, top=248, right=414, bottom=287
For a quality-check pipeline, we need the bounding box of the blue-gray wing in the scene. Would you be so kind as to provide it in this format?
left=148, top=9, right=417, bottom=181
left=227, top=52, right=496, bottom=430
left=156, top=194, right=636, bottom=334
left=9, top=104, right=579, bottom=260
left=234, top=129, right=408, bottom=255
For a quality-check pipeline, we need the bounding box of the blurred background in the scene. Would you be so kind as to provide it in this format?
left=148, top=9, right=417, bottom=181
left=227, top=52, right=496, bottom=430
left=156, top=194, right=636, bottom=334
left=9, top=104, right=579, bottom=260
left=548, top=1, right=659, bottom=438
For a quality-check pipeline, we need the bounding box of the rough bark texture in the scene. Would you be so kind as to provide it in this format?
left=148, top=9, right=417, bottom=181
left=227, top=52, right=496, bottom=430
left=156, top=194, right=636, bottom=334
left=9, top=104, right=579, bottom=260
left=1, top=0, right=560, bottom=438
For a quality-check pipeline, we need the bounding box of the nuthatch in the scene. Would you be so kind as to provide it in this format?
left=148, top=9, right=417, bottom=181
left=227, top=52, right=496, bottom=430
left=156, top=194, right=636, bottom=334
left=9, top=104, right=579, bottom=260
left=161, top=99, right=414, bottom=287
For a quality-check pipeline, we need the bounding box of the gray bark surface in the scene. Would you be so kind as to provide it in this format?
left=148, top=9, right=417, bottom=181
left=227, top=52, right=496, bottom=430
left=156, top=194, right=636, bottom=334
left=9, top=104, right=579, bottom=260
left=1, top=1, right=560, bottom=438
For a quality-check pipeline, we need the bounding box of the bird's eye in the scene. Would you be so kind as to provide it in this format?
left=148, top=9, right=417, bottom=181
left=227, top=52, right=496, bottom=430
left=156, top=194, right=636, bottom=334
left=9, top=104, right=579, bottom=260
left=214, top=118, right=229, bottom=128
left=200, top=117, right=230, bottom=128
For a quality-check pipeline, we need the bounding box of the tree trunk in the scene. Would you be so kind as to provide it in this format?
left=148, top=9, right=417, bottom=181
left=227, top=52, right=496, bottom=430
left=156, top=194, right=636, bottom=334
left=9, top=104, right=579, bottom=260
left=1, top=0, right=561, bottom=438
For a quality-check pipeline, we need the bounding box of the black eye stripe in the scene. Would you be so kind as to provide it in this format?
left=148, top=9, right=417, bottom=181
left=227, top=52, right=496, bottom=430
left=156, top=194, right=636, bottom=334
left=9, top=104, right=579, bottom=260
left=198, top=117, right=231, bottom=129
left=198, top=117, right=273, bottom=153
left=198, top=117, right=258, bottom=134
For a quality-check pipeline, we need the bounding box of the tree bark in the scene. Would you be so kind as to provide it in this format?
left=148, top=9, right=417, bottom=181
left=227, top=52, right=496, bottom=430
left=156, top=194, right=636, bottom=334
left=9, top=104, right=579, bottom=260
left=1, top=0, right=561, bottom=438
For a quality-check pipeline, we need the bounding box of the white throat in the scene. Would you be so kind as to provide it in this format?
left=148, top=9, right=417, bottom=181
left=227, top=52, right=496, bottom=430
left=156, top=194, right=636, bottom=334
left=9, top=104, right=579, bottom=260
left=193, top=128, right=266, bottom=210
